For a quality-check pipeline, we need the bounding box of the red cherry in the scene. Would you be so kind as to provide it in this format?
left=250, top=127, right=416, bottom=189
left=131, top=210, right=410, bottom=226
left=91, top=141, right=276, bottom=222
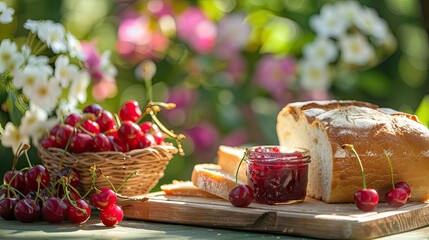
left=83, top=103, right=103, bottom=117
left=107, top=135, right=126, bottom=152
left=0, top=198, right=18, bottom=220
left=385, top=188, right=408, bottom=208
left=140, top=121, right=163, bottom=144
left=40, top=135, right=57, bottom=148
left=70, top=132, right=93, bottom=153
left=93, top=133, right=112, bottom=152
left=96, top=110, right=116, bottom=133
left=394, top=182, right=411, bottom=199
left=54, top=124, right=75, bottom=149
left=49, top=124, right=60, bottom=136
left=91, top=188, right=117, bottom=210
left=135, top=133, right=156, bottom=149
left=4, top=170, right=26, bottom=192
left=119, top=100, right=142, bottom=122
left=42, top=197, right=68, bottom=223
left=354, top=189, right=379, bottom=212
left=26, top=165, right=51, bottom=191
left=99, top=204, right=124, bottom=227
left=64, top=113, right=83, bottom=127
left=80, top=119, right=100, bottom=135
left=228, top=184, right=254, bottom=207
left=67, top=199, right=91, bottom=224
left=14, top=198, right=41, bottom=223
left=117, top=121, right=142, bottom=147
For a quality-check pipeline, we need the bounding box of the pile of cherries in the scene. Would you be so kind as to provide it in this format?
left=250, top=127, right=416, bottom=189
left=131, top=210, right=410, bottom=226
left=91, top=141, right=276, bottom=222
left=1, top=164, right=123, bottom=226
left=40, top=100, right=164, bottom=153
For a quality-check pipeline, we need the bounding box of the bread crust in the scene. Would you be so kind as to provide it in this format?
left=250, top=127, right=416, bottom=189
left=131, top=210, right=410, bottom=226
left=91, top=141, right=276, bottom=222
left=277, top=100, right=429, bottom=203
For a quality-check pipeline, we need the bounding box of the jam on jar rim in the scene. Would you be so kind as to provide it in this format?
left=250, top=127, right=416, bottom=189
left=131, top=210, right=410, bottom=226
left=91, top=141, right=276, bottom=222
left=245, top=145, right=311, bottom=163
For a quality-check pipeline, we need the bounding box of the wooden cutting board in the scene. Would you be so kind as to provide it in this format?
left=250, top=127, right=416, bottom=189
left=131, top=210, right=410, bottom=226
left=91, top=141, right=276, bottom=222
left=118, top=193, right=429, bottom=239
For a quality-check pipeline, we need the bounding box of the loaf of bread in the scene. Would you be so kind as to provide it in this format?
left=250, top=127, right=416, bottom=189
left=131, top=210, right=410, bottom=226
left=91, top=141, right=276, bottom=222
left=277, top=100, right=429, bottom=203
left=216, top=145, right=247, bottom=184
left=191, top=164, right=244, bottom=200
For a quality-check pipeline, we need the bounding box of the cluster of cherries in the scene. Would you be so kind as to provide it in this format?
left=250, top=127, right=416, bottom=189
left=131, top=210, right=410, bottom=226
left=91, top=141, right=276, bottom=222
left=40, top=100, right=164, bottom=153
left=0, top=143, right=124, bottom=226
left=0, top=164, right=123, bottom=226
left=342, top=144, right=412, bottom=212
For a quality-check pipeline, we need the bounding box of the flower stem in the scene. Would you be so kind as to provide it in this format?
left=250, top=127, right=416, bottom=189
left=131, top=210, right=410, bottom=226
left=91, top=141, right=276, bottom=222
left=342, top=144, right=366, bottom=189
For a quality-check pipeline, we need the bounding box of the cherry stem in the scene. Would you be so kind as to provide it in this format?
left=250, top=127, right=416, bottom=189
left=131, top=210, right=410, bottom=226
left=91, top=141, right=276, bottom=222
left=116, top=170, right=139, bottom=193
left=383, top=150, right=396, bottom=189
left=59, top=129, right=76, bottom=171
left=342, top=144, right=367, bottom=189
left=235, top=151, right=247, bottom=186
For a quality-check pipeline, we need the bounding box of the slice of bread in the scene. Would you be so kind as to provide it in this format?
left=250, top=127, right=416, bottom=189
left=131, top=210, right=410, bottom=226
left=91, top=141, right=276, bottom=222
left=216, top=145, right=247, bottom=184
left=191, top=163, right=244, bottom=200
left=160, top=180, right=220, bottom=198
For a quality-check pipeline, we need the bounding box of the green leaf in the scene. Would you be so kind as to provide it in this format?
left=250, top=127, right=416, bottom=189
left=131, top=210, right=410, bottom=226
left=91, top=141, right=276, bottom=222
left=7, top=92, right=24, bottom=126
left=415, top=95, right=429, bottom=126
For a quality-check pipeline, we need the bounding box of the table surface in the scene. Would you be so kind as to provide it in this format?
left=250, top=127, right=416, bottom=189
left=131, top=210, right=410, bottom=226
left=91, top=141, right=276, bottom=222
left=1, top=217, right=429, bottom=240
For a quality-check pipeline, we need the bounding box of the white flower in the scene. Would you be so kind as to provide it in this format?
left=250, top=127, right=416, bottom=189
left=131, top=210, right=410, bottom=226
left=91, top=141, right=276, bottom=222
left=29, top=117, right=58, bottom=146
left=299, top=60, right=331, bottom=91
left=55, top=55, right=79, bottom=88
left=0, top=39, right=25, bottom=75
left=337, top=1, right=362, bottom=28
left=303, top=38, right=338, bottom=63
left=66, top=32, right=84, bottom=60
left=136, top=60, right=157, bottom=81
left=1, top=122, right=29, bottom=155
left=100, top=50, right=117, bottom=78
left=37, top=21, right=67, bottom=53
left=354, top=7, right=388, bottom=41
left=19, top=105, right=48, bottom=140
left=68, top=71, right=90, bottom=104
left=309, top=4, right=348, bottom=38
left=13, top=65, right=50, bottom=97
left=339, top=33, right=374, bottom=66
left=56, top=99, right=79, bottom=118
left=26, top=77, right=62, bottom=112
left=24, top=19, right=42, bottom=33
left=0, top=2, right=14, bottom=24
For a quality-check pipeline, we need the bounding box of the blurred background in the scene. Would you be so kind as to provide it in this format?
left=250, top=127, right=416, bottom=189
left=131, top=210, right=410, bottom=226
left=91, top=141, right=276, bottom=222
left=1, top=0, right=428, bottom=191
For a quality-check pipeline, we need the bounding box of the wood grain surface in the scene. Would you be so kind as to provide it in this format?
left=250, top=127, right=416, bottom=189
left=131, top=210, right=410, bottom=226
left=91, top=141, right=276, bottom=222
left=118, top=193, right=429, bottom=239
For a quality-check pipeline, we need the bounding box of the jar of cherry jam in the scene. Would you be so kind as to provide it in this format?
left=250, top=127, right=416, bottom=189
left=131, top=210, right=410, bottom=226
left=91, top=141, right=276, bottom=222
left=245, top=146, right=311, bottom=205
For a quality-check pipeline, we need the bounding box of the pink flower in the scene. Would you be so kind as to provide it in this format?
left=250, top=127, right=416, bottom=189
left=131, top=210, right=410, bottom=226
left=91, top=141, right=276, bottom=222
left=176, top=7, right=217, bottom=54
left=254, top=55, right=296, bottom=95
left=215, top=13, right=251, bottom=59
left=221, top=129, right=249, bottom=147
left=117, top=13, right=169, bottom=61
left=92, top=76, right=118, bottom=102
left=226, top=53, right=247, bottom=84
left=80, top=41, right=117, bottom=101
left=185, top=122, right=220, bottom=159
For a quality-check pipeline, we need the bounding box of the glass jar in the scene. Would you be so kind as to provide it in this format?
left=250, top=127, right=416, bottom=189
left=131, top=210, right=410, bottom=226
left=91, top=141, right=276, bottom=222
left=245, top=146, right=311, bottom=205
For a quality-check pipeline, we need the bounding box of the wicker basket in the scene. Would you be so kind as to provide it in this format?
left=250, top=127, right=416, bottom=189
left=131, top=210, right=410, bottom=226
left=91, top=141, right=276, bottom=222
left=38, top=144, right=178, bottom=197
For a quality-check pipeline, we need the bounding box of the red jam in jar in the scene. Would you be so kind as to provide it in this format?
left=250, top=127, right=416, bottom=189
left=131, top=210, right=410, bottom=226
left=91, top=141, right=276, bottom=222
left=245, top=146, right=310, bottom=205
